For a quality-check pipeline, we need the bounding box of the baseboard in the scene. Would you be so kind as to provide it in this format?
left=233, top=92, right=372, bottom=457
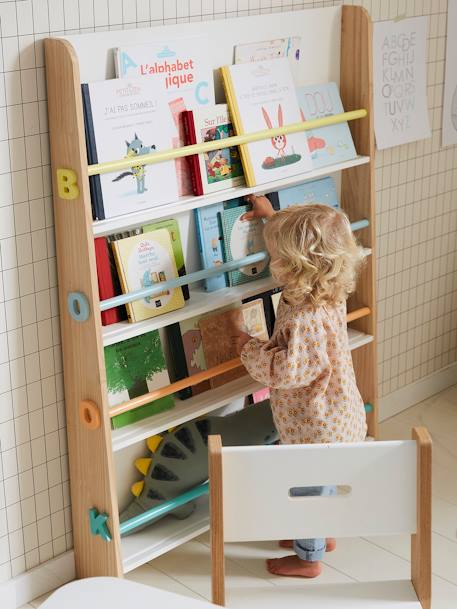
left=379, top=361, right=457, bottom=421
left=0, top=579, right=16, bottom=609
left=7, top=550, right=75, bottom=608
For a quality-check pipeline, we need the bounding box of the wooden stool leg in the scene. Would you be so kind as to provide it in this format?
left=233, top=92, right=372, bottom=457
left=209, top=435, right=225, bottom=606
left=411, top=426, right=432, bottom=609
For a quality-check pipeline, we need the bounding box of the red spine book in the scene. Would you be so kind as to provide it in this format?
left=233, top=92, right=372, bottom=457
left=181, top=110, right=204, bottom=196
left=94, top=237, right=121, bottom=326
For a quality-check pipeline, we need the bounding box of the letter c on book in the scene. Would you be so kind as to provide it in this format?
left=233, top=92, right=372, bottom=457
left=57, top=168, right=79, bottom=200
left=195, top=80, right=209, bottom=105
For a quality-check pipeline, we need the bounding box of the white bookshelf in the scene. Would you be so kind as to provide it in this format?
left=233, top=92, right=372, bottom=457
left=46, top=5, right=377, bottom=578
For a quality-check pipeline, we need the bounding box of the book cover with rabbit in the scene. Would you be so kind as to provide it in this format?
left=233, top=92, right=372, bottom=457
left=84, top=77, right=178, bottom=219
left=222, top=58, right=312, bottom=186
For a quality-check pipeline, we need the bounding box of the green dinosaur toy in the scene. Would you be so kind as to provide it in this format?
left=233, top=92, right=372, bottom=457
left=119, top=400, right=278, bottom=534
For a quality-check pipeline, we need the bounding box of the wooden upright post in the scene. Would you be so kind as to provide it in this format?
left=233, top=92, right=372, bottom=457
left=340, top=6, right=378, bottom=437
left=45, top=38, right=122, bottom=577
left=411, top=427, right=432, bottom=609
left=209, top=435, right=225, bottom=606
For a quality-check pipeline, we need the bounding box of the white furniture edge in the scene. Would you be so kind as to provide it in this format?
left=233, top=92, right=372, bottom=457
left=93, top=156, right=370, bottom=236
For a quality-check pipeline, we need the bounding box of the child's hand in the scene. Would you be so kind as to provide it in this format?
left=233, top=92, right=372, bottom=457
left=231, top=331, right=253, bottom=355
left=241, top=195, right=275, bottom=220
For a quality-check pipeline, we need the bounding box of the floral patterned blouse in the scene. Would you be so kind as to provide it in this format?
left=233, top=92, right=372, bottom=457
left=240, top=296, right=367, bottom=444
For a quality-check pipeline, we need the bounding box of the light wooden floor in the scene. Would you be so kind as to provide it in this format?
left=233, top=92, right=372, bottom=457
left=24, top=385, right=457, bottom=608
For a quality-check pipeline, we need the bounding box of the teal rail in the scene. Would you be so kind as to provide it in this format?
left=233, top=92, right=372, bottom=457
left=350, top=219, right=369, bottom=232
left=99, top=219, right=369, bottom=312
left=119, top=403, right=374, bottom=535
left=119, top=481, right=210, bottom=536
left=100, top=251, right=269, bottom=311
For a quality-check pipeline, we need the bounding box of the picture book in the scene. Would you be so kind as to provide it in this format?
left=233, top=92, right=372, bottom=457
left=142, top=218, right=189, bottom=300
left=82, top=78, right=178, bottom=220
left=104, top=330, right=174, bottom=429
left=271, top=291, right=282, bottom=316
left=220, top=205, right=269, bottom=286
left=111, top=229, right=184, bottom=323
left=251, top=387, right=270, bottom=404
left=269, top=176, right=339, bottom=210
left=94, top=237, right=122, bottom=326
left=182, top=104, right=244, bottom=195
left=167, top=303, right=240, bottom=398
left=242, top=286, right=282, bottom=337
left=166, top=322, right=194, bottom=400
left=194, top=203, right=227, bottom=292
left=234, top=36, right=301, bottom=79
left=296, top=82, right=357, bottom=168
left=221, top=58, right=312, bottom=186
left=114, top=38, right=216, bottom=195
left=199, top=299, right=269, bottom=388
left=194, top=198, right=248, bottom=292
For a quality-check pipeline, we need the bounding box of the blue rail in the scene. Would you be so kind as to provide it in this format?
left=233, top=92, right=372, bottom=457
left=100, top=251, right=269, bottom=311
left=100, top=219, right=369, bottom=312
left=350, top=219, right=369, bottom=232
left=119, top=481, right=210, bottom=536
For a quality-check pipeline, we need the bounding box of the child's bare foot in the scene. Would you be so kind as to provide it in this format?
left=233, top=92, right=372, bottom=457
left=266, top=555, right=322, bottom=578
left=279, top=538, right=336, bottom=551
left=326, top=537, right=336, bottom=552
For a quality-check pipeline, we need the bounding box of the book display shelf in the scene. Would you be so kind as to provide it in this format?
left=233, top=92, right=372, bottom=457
left=44, top=6, right=377, bottom=579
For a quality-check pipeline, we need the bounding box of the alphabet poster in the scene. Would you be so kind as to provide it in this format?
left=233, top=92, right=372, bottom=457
left=373, top=17, right=431, bottom=150
left=442, top=0, right=457, bottom=146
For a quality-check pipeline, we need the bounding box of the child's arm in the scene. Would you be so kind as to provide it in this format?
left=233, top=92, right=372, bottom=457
left=241, top=194, right=275, bottom=221
left=239, top=319, right=329, bottom=390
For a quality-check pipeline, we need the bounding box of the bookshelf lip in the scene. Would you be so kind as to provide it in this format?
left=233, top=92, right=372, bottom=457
left=92, top=155, right=371, bottom=237
left=101, top=251, right=372, bottom=347
left=102, top=276, right=278, bottom=346
left=110, top=329, right=373, bottom=453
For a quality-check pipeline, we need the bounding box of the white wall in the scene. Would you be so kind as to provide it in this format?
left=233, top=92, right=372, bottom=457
left=0, top=0, right=455, bottom=587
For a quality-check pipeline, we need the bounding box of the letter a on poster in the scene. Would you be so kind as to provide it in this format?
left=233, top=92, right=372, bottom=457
left=442, top=0, right=457, bottom=147
left=373, top=17, right=431, bottom=150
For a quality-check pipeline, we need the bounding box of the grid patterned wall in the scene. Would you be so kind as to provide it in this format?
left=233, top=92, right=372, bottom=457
left=0, top=0, right=455, bottom=582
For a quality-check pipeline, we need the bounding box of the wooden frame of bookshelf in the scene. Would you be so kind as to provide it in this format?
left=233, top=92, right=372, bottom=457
left=44, top=5, right=377, bottom=579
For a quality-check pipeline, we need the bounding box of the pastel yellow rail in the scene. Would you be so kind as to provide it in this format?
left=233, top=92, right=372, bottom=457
left=87, top=109, right=367, bottom=177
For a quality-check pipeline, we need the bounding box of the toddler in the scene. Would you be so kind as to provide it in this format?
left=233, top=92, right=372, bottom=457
left=235, top=195, right=367, bottom=579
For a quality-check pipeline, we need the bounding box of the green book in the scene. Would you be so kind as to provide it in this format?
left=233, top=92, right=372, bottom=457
left=220, top=204, right=269, bottom=286
left=142, top=218, right=189, bottom=300
left=105, top=330, right=174, bottom=429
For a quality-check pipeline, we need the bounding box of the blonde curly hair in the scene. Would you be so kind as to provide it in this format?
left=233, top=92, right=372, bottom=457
left=263, top=204, right=364, bottom=307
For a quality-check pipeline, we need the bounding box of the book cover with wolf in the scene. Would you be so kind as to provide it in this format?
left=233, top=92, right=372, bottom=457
left=114, top=38, right=216, bottom=195
left=83, top=77, right=178, bottom=219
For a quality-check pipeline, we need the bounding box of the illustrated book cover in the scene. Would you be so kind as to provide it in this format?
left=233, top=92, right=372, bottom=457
left=296, top=82, right=357, bottom=168
left=268, top=176, right=339, bottom=210
left=199, top=299, right=269, bottom=388
left=194, top=202, right=227, bottom=292
left=221, top=58, right=312, bottom=186
left=142, top=218, right=189, bottom=300
left=104, top=330, right=174, bottom=429
left=111, top=229, right=184, bottom=323
left=242, top=287, right=282, bottom=337
left=82, top=78, right=178, bottom=220
left=220, top=204, right=269, bottom=286
left=182, top=104, right=244, bottom=195
left=94, top=237, right=122, bottom=326
left=114, top=38, right=216, bottom=195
